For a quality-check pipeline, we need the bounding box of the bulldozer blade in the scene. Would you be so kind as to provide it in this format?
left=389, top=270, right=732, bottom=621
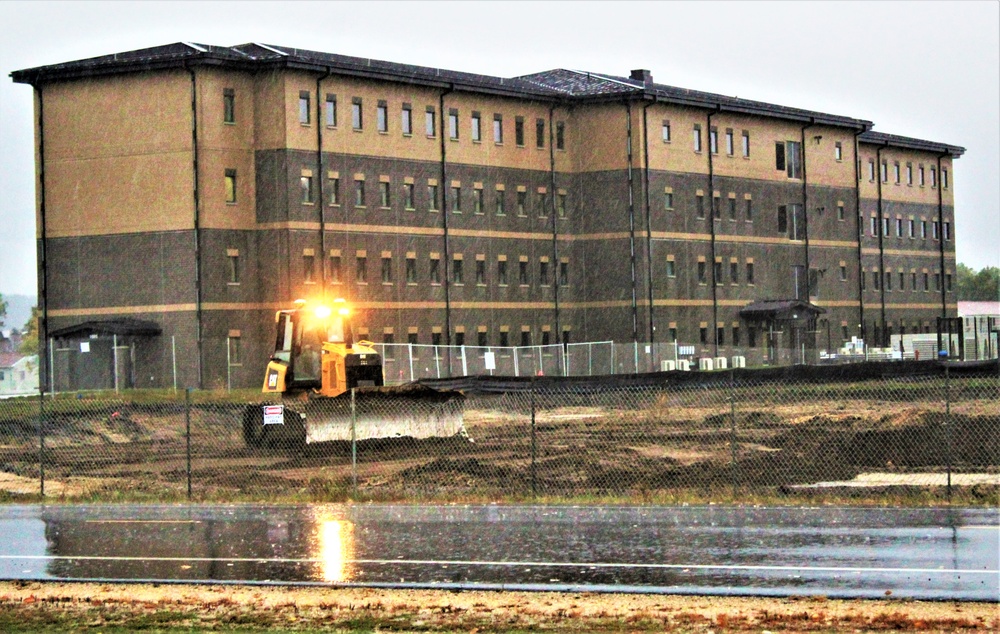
left=303, top=386, right=465, bottom=444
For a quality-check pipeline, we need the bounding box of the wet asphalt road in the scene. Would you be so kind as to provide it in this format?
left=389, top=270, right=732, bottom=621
left=0, top=504, right=996, bottom=600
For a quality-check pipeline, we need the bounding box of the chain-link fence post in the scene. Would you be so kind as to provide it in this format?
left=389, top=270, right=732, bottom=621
left=185, top=388, right=192, bottom=500
left=351, top=388, right=357, bottom=496
left=530, top=377, right=537, bottom=499
left=945, top=364, right=952, bottom=501
left=38, top=392, right=45, bottom=498
left=729, top=368, right=738, bottom=498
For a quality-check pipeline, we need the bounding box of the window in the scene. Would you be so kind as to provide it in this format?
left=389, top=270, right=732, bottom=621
left=300, top=174, right=313, bottom=204
left=380, top=181, right=391, bottom=208
left=325, top=94, right=337, bottom=127
left=493, top=114, right=503, bottom=143
left=725, top=129, right=734, bottom=155
left=870, top=216, right=878, bottom=237
left=911, top=272, right=917, bottom=291
left=748, top=327, right=757, bottom=348
left=495, top=189, right=505, bottom=215
left=924, top=272, right=929, bottom=291
left=908, top=219, right=915, bottom=238
left=556, top=122, right=565, bottom=150
left=700, top=327, right=708, bottom=344
left=557, top=193, right=567, bottom=218
left=381, top=255, right=392, bottom=284
left=697, top=260, right=707, bottom=284
left=471, top=112, right=481, bottom=142
left=946, top=273, right=953, bottom=291
left=351, top=97, right=362, bottom=130
left=775, top=142, right=785, bottom=171
left=837, top=203, right=845, bottom=221
left=328, top=176, right=340, bottom=205
left=693, top=124, right=702, bottom=152
left=666, top=259, right=676, bottom=277
left=355, top=254, right=367, bottom=283
left=499, top=331, right=509, bottom=347
left=899, top=271, right=905, bottom=290
left=921, top=220, right=927, bottom=239
left=785, top=141, right=802, bottom=178
left=451, top=186, right=462, bottom=212
left=428, top=184, right=439, bottom=211
left=478, top=331, right=488, bottom=347
left=426, top=107, right=436, bottom=136
left=944, top=222, right=951, bottom=241
left=515, top=116, right=525, bottom=146
left=730, top=261, right=738, bottom=283
left=401, top=104, right=412, bottom=135
left=713, top=259, right=722, bottom=285
left=498, top=258, right=508, bottom=285
left=880, top=160, right=888, bottom=183
left=930, top=167, right=937, bottom=188
left=906, top=163, right=913, bottom=185
left=405, top=256, right=416, bottom=284
left=662, top=120, right=671, bottom=142
left=834, top=141, right=842, bottom=161
left=539, top=259, right=550, bottom=286
left=932, top=220, right=939, bottom=240
left=893, top=162, right=900, bottom=184
left=741, top=131, right=750, bottom=157
left=224, top=169, right=237, bottom=203
left=919, top=165, right=925, bottom=186
left=868, top=159, right=876, bottom=181
left=452, top=257, right=464, bottom=285
left=840, top=263, right=847, bottom=281
left=429, top=257, right=441, bottom=284
left=732, top=326, right=740, bottom=347
left=883, top=216, right=890, bottom=237
left=746, top=261, right=754, bottom=284
left=873, top=270, right=880, bottom=290
left=559, top=261, right=568, bottom=286
left=717, top=327, right=725, bottom=346
left=383, top=332, right=394, bottom=346
left=745, top=198, right=753, bottom=221
left=942, top=168, right=948, bottom=189
left=885, top=271, right=892, bottom=291
left=475, top=259, right=486, bottom=285
left=536, top=118, right=545, bottom=148
left=521, top=330, right=531, bottom=347
left=299, top=91, right=311, bottom=124
left=377, top=101, right=388, bottom=132
left=403, top=183, right=414, bottom=209
left=432, top=332, right=442, bottom=347
left=519, top=260, right=529, bottom=285
left=895, top=218, right=903, bottom=237
left=668, top=327, right=677, bottom=342
left=473, top=188, right=483, bottom=214
left=449, top=109, right=458, bottom=139
left=709, top=127, right=718, bottom=154
left=536, top=191, right=547, bottom=217
left=227, top=251, right=239, bottom=284
left=228, top=335, right=242, bottom=365
left=777, top=205, right=787, bottom=234
left=516, top=190, right=526, bottom=216
left=664, top=191, right=674, bottom=210
left=223, top=88, right=235, bottom=123
left=330, top=255, right=342, bottom=284
left=542, top=331, right=551, bottom=346
left=354, top=179, right=365, bottom=207
left=696, top=194, right=705, bottom=219
left=728, top=197, right=736, bottom=220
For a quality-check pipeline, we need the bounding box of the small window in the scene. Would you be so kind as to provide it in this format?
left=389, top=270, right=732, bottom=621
left=325, top=94, right=337, bottom=127
left=300, top=175, right=313, bottom=204
left=741, top=131, right=750, bottom=157
left=449, top=109, right=459, bottom=140
left=471, top=112, right=481, bottom=142
left=451, top=186, right=462, bottom=212
left=536, top=118, right=545, bottom=148
left=942, top=168, right=948, bottom=189
left=725, top=129, right=734, bottom=156
left=728, top=198, right=736, bottom=220
left=223, top=88, right=235, bottom=124
left=516, top=190, right=526, bottom=216
left=930, top=167, right=937, bottom=188
left=520, top=330, right=531, bottom=347
left=428, top=184, right=439, bottom=211
left=696, top=194, right=705, bottom=219
left=700, top=327, right=708, bottom=344
left=354, top=179, right=366, bottom=207
left=498, top=259, right=508, bottom=285
left=328, top=177, right=340, bottom=205
left=515, top=116, right=525, bottom=146
left=495, top=190, right=505, bottom=215
left=834, top=141, right=842, bottom=161
left=478, top=331, right=488, bottom=347
left=556, top=122, right=565, bottom=150
left=499, top=331, right=509, bottom=347
left=429, top=257, right=441, bottom=284
left=303, top=255, right=316, bottom=283
left=228, top=336, right=242, bottom=365
left=299, top=91, right=311, bottom=125
left=746, top=262, right=755, bottom=285
left=693, top=124, right=703, bottom=152
left=837, top=203, right=845, bottom=221
left=536, top=191, right=547, bottom=217
left=557, top=193, right=567, bottom=218
left=352, top=97, right=363, bottom=130
left=539, top=259, right=550, bottom=286
left=381, top=255, right=392, bottom=284
left=730, top=261, right=738, bottom=284
left=775, top=142, right=785, bottom=171
left=868, top=159, right=876, bottom=181
left=355, top=256, right=367, bottom=283
left=377, top=101, right=388, bottom=133
left=405, top=256, right=416, bottom=284
left=662, top=120, right=671, bottom=142
left=664, top=191, right=674, bottom=210
left=881, top=160, right=888, bottom=183
left=559, top=261, right=568, bottom=287
left=224, top=169, right=237, bottom=203
left=403, top=183, right=414, bottom=209
left=745, top=198, right=753, bottom=221
left=519, top=260, right=529, bottom=285
left=785, top=141, right=801, bottom=178
left=894, top=162, right=901, bottom=184
left=401, top=104, right=413, bottom=135
left=697, top=261, right=707, bottom=284
left=475, top=259, right=486, bottom=285
left=330, top=255, right=342, bottom=284
left=455, top=331, right=465, bottom=346
left=493, top=114, right=503, bottom=143
left=666, top=259, right=676, bottom=277
left=380, top=181, right=391, bottom=208
left=908, top=218, right=915, bottom=238
left=452, top=257, right=464, bottom=285
left=712, top=195, right=721, bottom=220
left=714, top=260, right=723, bottom=286
left=944, top=221, right=951, bottom=241
left=906, top=163, right=913, bottom=185
left=709, top=127, right=718, bottom=154
left=895, top=218, right=903, bottom=237
left=227, top=252, right=239, bottom=284
left=840, top=264, right=847, bottom=281
left=426, top=107, right=436, bottom=137
left=919, top=165, right=925, bottom=186
left=473, top=188, right=483, bottom=214
left=778, top=205, right=788, bottom=234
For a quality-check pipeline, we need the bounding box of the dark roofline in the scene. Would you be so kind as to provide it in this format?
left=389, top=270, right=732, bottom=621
left=860, top=130, right=965, bottom=158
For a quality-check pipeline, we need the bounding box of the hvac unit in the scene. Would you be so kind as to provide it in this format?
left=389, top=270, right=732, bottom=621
left=714, top=356, right=728, bottom=369
left=661, top=360, right=676, bottom=371
left=731, top=356, right=746, bottom=368
left=698, top=358, right=714, bottom=371
left=678, top=360, right=691, bottom=371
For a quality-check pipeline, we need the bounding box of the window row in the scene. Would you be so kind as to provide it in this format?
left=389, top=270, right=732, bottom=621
left=863, top=215, right=951, bottom=241
left=664, top=256, right=758, bottom=286
left=862, top=269, right=953, bottom=293
left=365, top=327, right=571, bottom=348
left=664, top=190, right=848, bottom=229
left=862, top=159, right=949, bottom=189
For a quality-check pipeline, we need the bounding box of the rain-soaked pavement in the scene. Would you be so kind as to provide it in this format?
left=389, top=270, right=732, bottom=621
left=0, top=504, right=996, bottom=601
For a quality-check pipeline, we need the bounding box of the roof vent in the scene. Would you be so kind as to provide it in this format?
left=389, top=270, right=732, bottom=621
left=630, top=69, right=653, bottom=87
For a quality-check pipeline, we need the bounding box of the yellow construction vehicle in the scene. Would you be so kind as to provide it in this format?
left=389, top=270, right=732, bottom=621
left=242, top=298, right=464, bottom=447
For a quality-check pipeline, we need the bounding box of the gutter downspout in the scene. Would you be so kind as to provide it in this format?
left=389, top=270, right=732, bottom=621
left=439, top=87, right=454, bottom=349
left=35, top=85, right=49, bottom=394
left=800, top=120, right=815, bottom=302
left=548, top=104, right=561, bottom=344
left=853, top=130, right=865, bottom=343
left=707, top=106, right=720, bottom=358
left=316, top=69, right=332, bottom=301
left=641, top=100, right=655, bottom=369
left=876, top=141, right=888, bottom=347
left=186, top=64, right=203, bottom=389
left=936, top=152, right=949, bottom=321
left=625, top=101, right=640, bottom=357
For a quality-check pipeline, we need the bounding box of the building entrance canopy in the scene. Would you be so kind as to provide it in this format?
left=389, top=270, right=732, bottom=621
left=49, top=319, right=162, bottom=340
left=739, top=299, right=826, bottom=325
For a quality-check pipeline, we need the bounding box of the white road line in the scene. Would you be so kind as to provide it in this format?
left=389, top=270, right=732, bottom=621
left=0, top=555, right=995, bottom=576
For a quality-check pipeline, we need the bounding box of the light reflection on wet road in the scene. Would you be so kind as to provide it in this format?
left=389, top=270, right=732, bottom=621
left=0, top=504, right=996, bottom=600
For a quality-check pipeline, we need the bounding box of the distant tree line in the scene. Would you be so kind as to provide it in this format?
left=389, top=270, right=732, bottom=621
left=957, top=264, right=1000, bottom=301
left=0, top=293, right=38, bottom=355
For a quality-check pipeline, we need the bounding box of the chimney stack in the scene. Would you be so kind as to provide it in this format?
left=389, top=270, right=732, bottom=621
left=630, top=69, right=653, bottom=87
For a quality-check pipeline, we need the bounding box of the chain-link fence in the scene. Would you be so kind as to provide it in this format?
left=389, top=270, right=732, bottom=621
left=1, top=361, right=997, bottom=505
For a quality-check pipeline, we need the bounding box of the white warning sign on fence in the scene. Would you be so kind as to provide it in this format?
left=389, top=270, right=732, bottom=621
left=262, top=405, right=284, bottom=426
left=484, top=351, right=496, bottom=370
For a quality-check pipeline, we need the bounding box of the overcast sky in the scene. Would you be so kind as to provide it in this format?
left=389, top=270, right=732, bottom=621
left=1, top=0, right=997, bottom=298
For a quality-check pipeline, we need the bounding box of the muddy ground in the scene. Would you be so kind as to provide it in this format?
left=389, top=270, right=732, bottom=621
left=0, top=382, right=997, bottom=502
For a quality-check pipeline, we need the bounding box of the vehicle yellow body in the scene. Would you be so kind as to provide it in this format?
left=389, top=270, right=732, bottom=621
left=244, top=299, right=464, bottom=446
